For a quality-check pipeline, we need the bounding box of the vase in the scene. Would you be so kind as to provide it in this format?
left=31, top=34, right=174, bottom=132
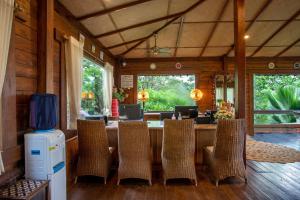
left=111, top=99, right=119, bottom=117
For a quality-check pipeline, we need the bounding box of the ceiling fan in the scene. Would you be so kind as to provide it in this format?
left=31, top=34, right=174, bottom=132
left=148, top=33, right=171, bottom=56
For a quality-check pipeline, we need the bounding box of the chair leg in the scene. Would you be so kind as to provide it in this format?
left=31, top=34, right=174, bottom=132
left=244, top=177, right=247, bottom=184
left=104, top=177, right=107, bottom=185
left=215, top=180, right=219, bottom=187
left=117, top=179, right=120, bottom=186
left=163, top=179, right=167, bottom=186
left=149, top=179, right=152, bottom=186
left=74, top=176, right=78, bottom=184
left=194, top=179, right=198, bottom=186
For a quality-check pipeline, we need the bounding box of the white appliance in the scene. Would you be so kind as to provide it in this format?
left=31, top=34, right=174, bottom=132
left=25, top=129, right=66, bottom=200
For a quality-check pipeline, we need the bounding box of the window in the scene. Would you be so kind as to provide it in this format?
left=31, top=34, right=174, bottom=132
left=137, top=75, right=195, bottom=111
left=81, top=58, right=104, bottom=115
left=254, top=74, right=300, bottom=125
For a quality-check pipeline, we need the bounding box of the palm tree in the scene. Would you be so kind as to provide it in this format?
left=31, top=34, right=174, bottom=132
left=266, top=86, right=300, bottom=123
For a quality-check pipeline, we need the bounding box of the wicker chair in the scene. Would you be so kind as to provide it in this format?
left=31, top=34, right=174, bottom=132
left=203, top=119, right=247, bottom=187
left=162, top=119, right=197, bottom=185
left=76, top=119, right=115, bottom=184
left=117, top=121, right=152, bottom=185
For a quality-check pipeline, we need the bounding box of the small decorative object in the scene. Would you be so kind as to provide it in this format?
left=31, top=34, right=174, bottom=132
left=294, top=62, right=300, bottom=69
left=100, top=50, right=104, bottom=60
left=175, top=62, right=182, bottom=69
left=91, top=44, right=96, bottom=53
left=112, top=87, right=128, bottom=102
left=190, top=89, right=203, bottom=101
left=268, top=62, right=275, bottom=69
left=111, top=99, right=119, bottom=117
left=138, top=88, right=149, bottom=109
left=214, top=101, right=234, bottom=120
left=150, top=63, right=156, bottom=70
left=121, top=75, right=134, bottom=88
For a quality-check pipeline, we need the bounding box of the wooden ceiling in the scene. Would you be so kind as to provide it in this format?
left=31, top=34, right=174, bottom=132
left=58, top=0, right=300, bottom=58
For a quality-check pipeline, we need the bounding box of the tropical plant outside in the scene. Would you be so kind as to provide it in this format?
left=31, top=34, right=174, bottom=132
left=81, top=58, right=104, bottom=115
left=137, top=75, right=195, bottom=111
left=254, top=75, right=300, bottom=124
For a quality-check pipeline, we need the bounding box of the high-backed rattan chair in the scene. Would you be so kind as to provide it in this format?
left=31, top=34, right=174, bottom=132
left=117, top=121, right=152, bottom=185
left=76, top=119, right=115, bottom=184
left=162, top=119, right=197, bottom=185
left=203, top=119, right=247, bottom=186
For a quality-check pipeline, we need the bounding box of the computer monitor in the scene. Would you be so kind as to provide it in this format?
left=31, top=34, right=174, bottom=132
left=119, top=104, right=144, bottom=120
left=174, top=106, right=198, bottom=119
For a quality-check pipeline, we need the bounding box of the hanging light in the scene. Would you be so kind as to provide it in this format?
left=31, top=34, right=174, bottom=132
left=138, top=89, right=149, bottom=102
left=190, top=89, right=203, bottom=101
left=150, top=63, right=156, bottom=70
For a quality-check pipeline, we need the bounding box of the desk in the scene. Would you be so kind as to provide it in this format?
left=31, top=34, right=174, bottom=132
left=106, top=120, right=216, bottom=165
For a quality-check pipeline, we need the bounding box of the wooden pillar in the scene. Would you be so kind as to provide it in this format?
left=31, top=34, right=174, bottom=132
left=222, top=57, right=228, bottom=102
left=37, top=0, right=54, bottom=93
left=234, top=0, right=246, bottom=119
left=234, top=0, right=247, bottom=167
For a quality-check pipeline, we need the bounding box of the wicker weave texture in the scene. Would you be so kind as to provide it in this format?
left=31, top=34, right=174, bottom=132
left=161, top=119, right=197, bottom=184
left=76, top=120, right=113, bottom=182
left=117, top=121, right=152, bottom=184
left=204, top=119, right=246, bottom=183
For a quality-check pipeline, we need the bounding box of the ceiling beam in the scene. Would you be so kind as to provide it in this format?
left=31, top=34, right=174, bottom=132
left=107, top=37, right=148, bottom=49
left=54, top=0, right=114, bottom=58
left=119, top=0, right=206, bottom=56
left=225, top=0, right=272, bottom=56
left=174, top=17, right=185, bottom=57
left=95, top=12, right=183, bottom=38
left=199, top=0, right=230, bottom=57
left=250, top=8, right=300, bottom=57
left=76, top=0, right=153, bottom=21
left=275, top=37, right=300, bottom=57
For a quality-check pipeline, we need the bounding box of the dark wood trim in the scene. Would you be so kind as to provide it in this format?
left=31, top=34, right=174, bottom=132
left=174, top=17, right=185, bottom=57
left=119, top=0, right=206, bottom=56
left=174, top=19, right=300, bottom=24
left=125, top=56, right=223, bottom=62
left=54, top=29, right=68, bottom=132
left=76, top=0, right=153, bottom=21
left=37, top=0, right=54, bottom=93
left=250, top=8, right=300, bottom=57
left=54, top=0, right=115, bottom=59
left=226, top=0, right=272, bottom=56
left=95, top=12, right=183, bottom=38
left=275, top=37, right=300, bottom=57
left=199, top=0, right=230, bottom=57
left=107, top=37, right=148, bottom=49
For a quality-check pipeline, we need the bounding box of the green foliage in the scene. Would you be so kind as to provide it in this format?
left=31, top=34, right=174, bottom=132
left=254, top=75, right=300, bottom=124
left=138, top=75, right=195, bottom=111
left=81, top=58, right=104, bottom=115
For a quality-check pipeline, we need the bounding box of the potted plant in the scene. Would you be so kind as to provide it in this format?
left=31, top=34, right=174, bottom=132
left=111, top=87, right=129, bottom=117
left=214, top=101, right=234, bottom=120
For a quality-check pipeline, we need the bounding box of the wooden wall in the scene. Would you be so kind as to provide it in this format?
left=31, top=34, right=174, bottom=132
left=0, top=0, right=38, bottom=185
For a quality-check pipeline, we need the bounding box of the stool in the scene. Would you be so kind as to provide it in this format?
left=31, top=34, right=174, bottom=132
left=0, top=179, right=49, bottom=200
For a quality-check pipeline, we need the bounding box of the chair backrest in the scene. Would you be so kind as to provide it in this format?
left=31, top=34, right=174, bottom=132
left=213, top=119, right=245, bottom=160
left=162, top=119, right=195, bottom=159
left=119, top=104, right=143, bottom=120
left=77, top=119, right=109, bottom=158
left=160, top=112, right=174, bottom=121
left=118, top=121, right=151, bottom=161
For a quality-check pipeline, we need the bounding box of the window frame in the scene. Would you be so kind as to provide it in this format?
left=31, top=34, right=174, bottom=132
left=136, top=74, right=196, bottom=112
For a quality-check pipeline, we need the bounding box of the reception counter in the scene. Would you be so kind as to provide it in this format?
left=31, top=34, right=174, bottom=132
left=106, top=120, right=217, bottom=165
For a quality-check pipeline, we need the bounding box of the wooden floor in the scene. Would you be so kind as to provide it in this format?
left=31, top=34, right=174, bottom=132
left=68, top=134, right=300, bottom=200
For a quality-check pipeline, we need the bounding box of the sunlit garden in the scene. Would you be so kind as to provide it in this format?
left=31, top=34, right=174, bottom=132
left=137, top=75, right=195, bottom=111
left=254, top=75, right=300, bottom=125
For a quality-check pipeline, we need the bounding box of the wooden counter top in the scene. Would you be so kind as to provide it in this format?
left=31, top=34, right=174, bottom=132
left=106, top=120, right=217, bottom=130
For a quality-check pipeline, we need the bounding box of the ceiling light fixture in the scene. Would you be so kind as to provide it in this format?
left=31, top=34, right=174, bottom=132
left=244, top=35, right=250, bottom=39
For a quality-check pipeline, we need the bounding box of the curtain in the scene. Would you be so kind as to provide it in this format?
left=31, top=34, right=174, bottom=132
left=103, top=62, right=114, bottom=115
left=0, top=0, right=14, bottom=175
left=65, top=36, right=84, bottom=129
